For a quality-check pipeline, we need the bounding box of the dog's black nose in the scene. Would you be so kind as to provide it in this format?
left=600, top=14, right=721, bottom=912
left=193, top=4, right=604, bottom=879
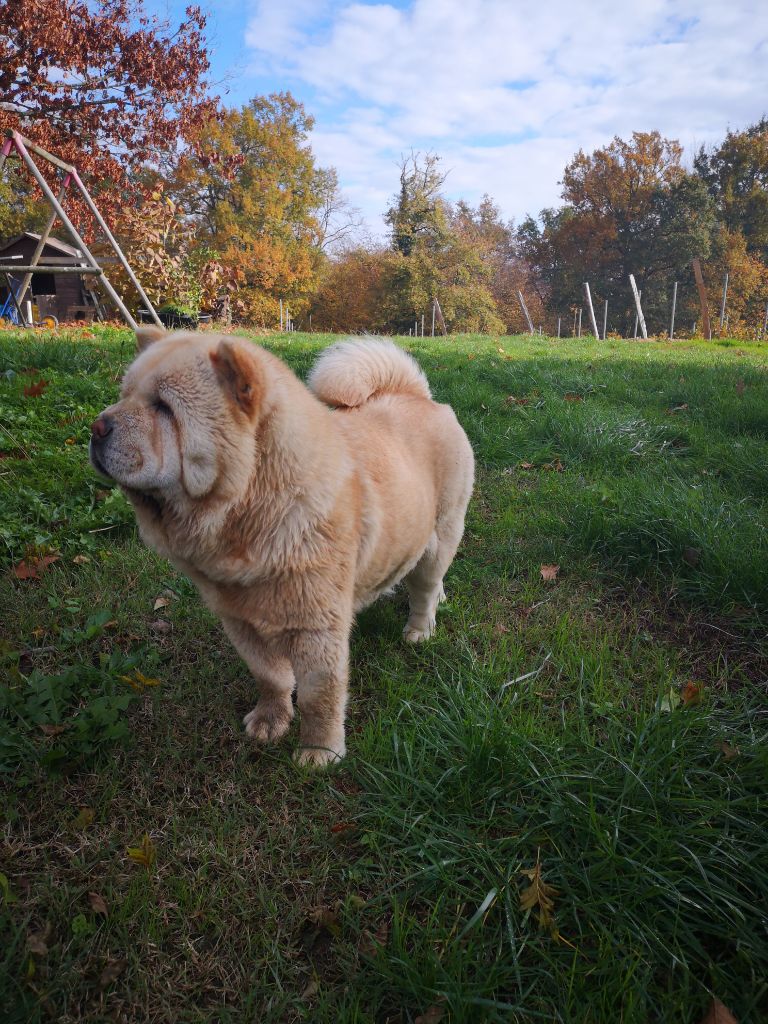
left=91, top=414, right=113, bottom=441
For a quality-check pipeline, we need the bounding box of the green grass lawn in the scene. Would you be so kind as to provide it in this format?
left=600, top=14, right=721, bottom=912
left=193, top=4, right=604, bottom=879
left=1, top=326, right=767, bottom=1023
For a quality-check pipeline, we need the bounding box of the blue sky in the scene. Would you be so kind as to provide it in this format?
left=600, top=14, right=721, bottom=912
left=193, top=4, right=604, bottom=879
left=152, top=1, right=768, bottom=236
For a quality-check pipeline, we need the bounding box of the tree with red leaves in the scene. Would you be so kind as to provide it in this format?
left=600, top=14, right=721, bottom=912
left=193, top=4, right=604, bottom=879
left=0, top=0, right=215, bottom=224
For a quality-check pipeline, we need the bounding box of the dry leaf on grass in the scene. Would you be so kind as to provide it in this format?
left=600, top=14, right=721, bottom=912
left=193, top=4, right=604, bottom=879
left=38, top=724, right=66, bottom=737
left=27, top=923, right=51, bottom=956
left=698, top=997, right=738, bottom=1024
left=153, top=596, right=170, bottom=611
left=717, top=740, right=740, bottom=760
left=520, top=461, right=536, bottom=470
left=71, top=807, right=95, bottom=830
left=681, top=682, right=703, bottom=706
left=99, top=957, right=128, bottom=990
left=13, top=553, right=60, bottom=580
left=72, top=554, right=90, bottom=565
left=505, top=395, right=530, bottom=406
left=542, top=458, right=565, bottom=472
left=520, top=859, right=559, bottom=936
left=563, top=393, right=583, bottom=402
left=540, top=564, right=560, bottom=581
left=126, top=833, right=156, bottom=870
left=415, top=1001, right=446, bottom=1024
left=307, top=906, right=341, bottom=939
left=88, top=892, right=108, bottom=916
left=23, top=378, right=49, bottom=398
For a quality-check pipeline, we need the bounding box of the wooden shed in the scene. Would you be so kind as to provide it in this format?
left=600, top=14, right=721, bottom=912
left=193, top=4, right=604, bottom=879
left=0, top=232, right=101, bottom=321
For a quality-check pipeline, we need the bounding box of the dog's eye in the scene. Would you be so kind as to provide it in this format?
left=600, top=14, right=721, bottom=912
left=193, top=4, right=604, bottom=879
left=154, top=399, right=173, bottom=418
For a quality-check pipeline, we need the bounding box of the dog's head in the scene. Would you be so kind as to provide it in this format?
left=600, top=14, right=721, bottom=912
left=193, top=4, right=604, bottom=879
left=89, top=327, right=265, bottom=505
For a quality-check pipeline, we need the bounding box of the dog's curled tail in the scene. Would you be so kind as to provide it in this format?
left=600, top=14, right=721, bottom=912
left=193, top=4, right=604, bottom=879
left=308, top=338, right=431, bottom=408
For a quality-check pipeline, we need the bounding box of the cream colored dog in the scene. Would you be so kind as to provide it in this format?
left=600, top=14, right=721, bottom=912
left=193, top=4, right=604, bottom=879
left=90, top=331, right=474, bottom=766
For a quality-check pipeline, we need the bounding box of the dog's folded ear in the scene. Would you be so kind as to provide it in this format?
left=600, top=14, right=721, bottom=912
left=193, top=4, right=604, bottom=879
left=210, top=338, right=262, bottom=415
left=136, top=325, right=167, bottom=351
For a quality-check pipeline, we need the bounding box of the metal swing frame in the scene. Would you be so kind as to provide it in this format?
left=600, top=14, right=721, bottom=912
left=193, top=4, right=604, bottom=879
left=0, top=130, right=161, bottom=329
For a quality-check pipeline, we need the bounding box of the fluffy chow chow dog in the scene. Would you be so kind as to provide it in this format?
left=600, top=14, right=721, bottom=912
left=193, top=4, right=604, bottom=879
left=90, top=330, right=474, bottom=766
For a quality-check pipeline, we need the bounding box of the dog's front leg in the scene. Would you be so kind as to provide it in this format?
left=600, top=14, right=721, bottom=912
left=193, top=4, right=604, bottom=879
left=289, top=630, right=349, bottom=768
left=220, top=616, right=295, bottom=744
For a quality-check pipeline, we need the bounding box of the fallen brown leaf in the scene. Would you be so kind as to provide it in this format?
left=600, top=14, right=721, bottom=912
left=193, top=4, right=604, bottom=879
left=698, top=997, right=738, bottom=1024
left=540, top=564, right=560, bottom=581
left=98, top=958, right=128, bottom=990
left=415, top=1003, right=446, bottom=1024
left=681, top=681, right=703, bottom=706
left=520, top=860, right=559, bottom=935
left=542, top=458, right=565, bottom=472
left=88, top=892, right=108, bottom=917
left=307, top=905, right=341, bottom=939
left=38, top=724, right=66, bottom=737
left=27, top=923, right=51, bottom=956
left=505, top=395, right=530, bottom=406
left=563, top=393, right=583, bottom=402
left=23, top=379, right=49, bottom=398
left=717, top=740, right=740, bottom=761
left=12, top=553, right=60, bottom=580
left=70, top=807, right=95, bottom=830
left=153, top=596, right=170, bottom=611
left=519, top=461, right=535, bottom=470
left=72, top=554, right=91, bottom=565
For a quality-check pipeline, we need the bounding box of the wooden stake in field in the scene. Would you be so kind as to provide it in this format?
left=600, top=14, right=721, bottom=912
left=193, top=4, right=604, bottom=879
left=433, top=297, right=447, bottom=336
left=572, top=308, right=577, bottom=337
left=669, top=281, right=678, bottom=339
left=280, top=299, right=283, bottom=331
left=577, top=308, right=582, bottom=337
left=557, top=316, right=561, bottom=338
left=431, top=299, right=436, bottom=337
left=719, top=273, right=729, bottom=332
left=692, top=258, right=711, bottom=339
left=602, top=299, right=608, bottom=340
left=629, top=275, right=648, bottom=339
left=763, top=301, right=768, bottom=340
left=583, top=282, right=600, bottom=339
left=517, top=290, right=534, bottom=334
left=421, top=314, right=425, bottom=337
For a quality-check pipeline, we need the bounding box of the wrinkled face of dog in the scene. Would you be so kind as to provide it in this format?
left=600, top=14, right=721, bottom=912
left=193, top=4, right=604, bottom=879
left=89, top=327, right=263, bottom=505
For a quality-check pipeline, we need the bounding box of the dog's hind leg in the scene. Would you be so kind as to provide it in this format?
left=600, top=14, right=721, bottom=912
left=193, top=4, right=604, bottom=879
left=221, top=617, right=296, bottom=744
left=403, top=517, right=464, bottom=643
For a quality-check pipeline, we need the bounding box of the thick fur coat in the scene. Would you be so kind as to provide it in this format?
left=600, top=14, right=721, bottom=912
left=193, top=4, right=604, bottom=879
left=90, top=331, right=474, bottom=765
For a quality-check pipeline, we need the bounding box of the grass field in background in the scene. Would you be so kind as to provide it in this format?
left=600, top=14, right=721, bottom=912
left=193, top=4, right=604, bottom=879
left=1, top=326, right=767, bottom=1023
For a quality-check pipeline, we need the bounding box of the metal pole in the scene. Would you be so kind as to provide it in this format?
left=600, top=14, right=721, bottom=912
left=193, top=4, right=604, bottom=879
left=557, top=317, right=561, bottom=338
left=70, top=169, right=161, bottom=327
left=692, top=259, right=711, bottom=340
left=629, top=276, right=647, bottom=339
left=11, top=134, right=138, bottom=329
left=583, top=282, right=600, bottom=338
left=3, top=271, right=29, bottom=326
left=670, top=281, right=678, bottom=339
left=517, top=290, right=534, bottom=333
left=14, top=180, right=70, bottom=312
left=602, top=299, right=608, bottom=340
left=577, top=308, right=582, bottom=337
left=719, top=272, right=729, bottom=331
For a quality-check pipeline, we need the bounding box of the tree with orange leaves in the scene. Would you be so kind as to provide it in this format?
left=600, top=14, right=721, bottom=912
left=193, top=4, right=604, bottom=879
left=0, top=0, right=215, bottom=229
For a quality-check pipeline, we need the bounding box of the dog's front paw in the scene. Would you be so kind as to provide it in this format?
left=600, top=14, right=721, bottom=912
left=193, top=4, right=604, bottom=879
left=403, top=620, right=435, bottom=643
left=293, top=744, right=345, bottom=769
left=243, top=700, right=293, bottom=744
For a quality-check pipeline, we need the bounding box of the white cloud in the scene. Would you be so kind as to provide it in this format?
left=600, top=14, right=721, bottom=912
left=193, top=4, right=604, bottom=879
left=244, top=0, right=768, bottom=235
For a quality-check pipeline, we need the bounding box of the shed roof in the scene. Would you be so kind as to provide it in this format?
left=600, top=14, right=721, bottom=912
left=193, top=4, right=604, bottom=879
left=0, top=232, right=84, bottom=258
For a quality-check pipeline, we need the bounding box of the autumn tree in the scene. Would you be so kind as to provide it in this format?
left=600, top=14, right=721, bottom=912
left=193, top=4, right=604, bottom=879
left=0, top=0, right=215, bottom=229
left=519, top=132, right=716, bottom=333
left=694, top=119, right=768, bottom=260
left=158, top=93, right=334, bottom=325
left=381, top=153, right=504, bottom=334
